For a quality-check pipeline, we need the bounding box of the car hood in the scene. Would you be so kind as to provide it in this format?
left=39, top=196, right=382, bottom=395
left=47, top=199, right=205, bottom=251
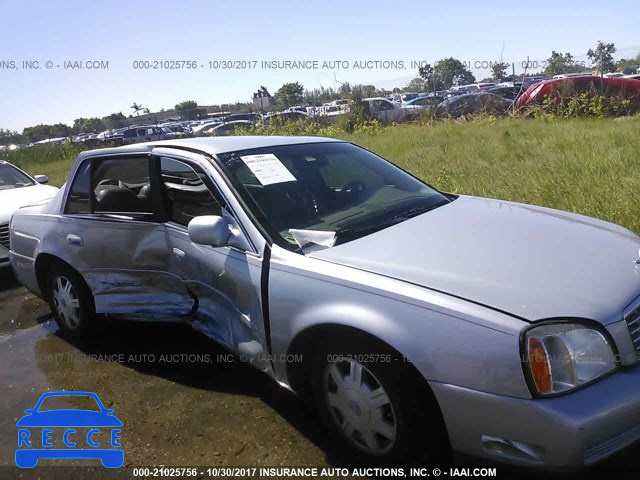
left=16, top=410, right=123, bottom=427
left=310, top=196, right=640, bottom=324
left=0, top=184, right=58, bottom=222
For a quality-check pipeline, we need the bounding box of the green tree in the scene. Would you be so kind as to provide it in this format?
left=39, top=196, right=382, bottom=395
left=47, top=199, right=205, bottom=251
left=72, top=118, right=88, bottom=133
left=175, top=101, right=203, bottom=120
left=491, top=62, right=510, bottom=81
left=544, top=51, right=583, bottom=76
left=404, top=77, right=426, bottom=91
left=0, top=129, right=23, bottom=146
left=175, top=100, right=198, bottom=111
left=361, top=85, right=378, bottom=97
left=616, top=52, right=640, bottom=72
left=22, top=123, right=71, bottom=142
left=587, top=41, right=617, bottom=73
left=102, top=112, right=127, bottom=130
left=275, top=82, right=304, bottom=106
left=130, top=102, right=143, bottom=116
left=83, top=118, right=105, bottom=133
left=419, top=58, right=475, bottom=91
left=338, top=81, right=352, bottom=95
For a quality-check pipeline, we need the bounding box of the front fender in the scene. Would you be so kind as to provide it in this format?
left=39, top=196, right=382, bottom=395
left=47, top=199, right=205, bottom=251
left=268, top=245, right=531, bottom=399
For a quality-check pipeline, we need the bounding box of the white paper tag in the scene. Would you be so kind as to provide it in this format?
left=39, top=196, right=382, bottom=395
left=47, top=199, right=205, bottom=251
left=289, top=229, right=337, bottom=249
left=240, top=154, right=296, bottom=186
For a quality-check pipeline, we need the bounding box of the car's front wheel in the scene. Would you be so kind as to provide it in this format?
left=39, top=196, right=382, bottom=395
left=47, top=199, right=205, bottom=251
left=46, top=264, right=95, bottom=338
left=312, top=336, right=448, bottom=466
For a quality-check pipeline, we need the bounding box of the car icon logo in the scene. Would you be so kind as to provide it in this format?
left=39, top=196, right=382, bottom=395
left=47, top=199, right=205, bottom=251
left=15, top=391, right=123, bottom=468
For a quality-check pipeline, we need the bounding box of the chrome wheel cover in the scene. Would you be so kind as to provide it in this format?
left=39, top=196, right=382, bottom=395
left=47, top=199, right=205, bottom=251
left=323, top=358, right=397, bottom=455
left=52, top=276, right=81, bottom=330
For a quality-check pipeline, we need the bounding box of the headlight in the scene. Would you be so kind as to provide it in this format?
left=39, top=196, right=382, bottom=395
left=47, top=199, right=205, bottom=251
left=523, top=322, right=617, bottom=395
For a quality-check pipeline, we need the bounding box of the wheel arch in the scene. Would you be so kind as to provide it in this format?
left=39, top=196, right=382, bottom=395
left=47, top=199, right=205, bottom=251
left=286, top=323, right=444, bottom=417
left=35, top=253, right=90, bottom=301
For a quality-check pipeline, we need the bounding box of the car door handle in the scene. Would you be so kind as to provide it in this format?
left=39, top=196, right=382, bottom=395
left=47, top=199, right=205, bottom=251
left=66, top=234, right=83, bottom=246
left=173, top=248, right=186, bottom=258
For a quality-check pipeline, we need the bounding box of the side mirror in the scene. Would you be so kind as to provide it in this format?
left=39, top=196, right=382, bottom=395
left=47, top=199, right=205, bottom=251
left=188, top=215, right=231, bottom=247
left=34, top=175, right=48, bottom=184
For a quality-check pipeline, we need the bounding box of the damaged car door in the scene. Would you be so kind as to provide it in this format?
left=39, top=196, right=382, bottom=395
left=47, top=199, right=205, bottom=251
left=155, top=153, right=269, bottom=368
left=60, top=154, right=195, bottom=316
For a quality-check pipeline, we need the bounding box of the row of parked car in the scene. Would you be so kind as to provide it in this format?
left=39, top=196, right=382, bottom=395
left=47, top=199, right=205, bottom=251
left=386, top=74, right=640, bottom=119
left=26, top=73, right=640, bottom=149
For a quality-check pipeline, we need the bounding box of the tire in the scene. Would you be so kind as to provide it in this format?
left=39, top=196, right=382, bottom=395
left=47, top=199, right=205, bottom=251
left=311, top=335, right=448, bottom=466
left=46, top=263, right=96, bottom=338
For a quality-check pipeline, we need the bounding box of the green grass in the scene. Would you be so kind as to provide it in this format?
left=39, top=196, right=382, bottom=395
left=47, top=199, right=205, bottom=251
left=5, top=117, right=639, bottom=233
left=342, top=117, right=640, bottom=234
left=5, top=142, right=84, bottom=187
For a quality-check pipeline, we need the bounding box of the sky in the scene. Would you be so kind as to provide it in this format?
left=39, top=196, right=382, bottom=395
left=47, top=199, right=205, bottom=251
left=1, top=0, right=639, bottom=131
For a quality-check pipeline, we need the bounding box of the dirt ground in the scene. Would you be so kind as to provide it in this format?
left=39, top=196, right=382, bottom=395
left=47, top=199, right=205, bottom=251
left=0, top=271, right=638, bottom=480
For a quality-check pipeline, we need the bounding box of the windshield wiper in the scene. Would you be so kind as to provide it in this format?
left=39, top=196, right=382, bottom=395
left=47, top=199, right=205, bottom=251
left=390, top=199, right=449, bottom=220
left=336, top=217, right=405, bottom=239
left=336, top=199, right=450, bottom=241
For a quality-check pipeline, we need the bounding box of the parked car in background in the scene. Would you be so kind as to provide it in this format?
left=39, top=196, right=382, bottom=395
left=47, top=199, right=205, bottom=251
left=486, top=85, right=525, bottom=101
left=261, top=111, right=311, bottom=125
left=204, top=120, right=254, bottom=136
left=468, top=82, right=496, bottom=91
left=9, top=136, right=640, bottom=467
left=404, top=95, right=446, bottom=108
left=515, top=75, right=640, bottom=109
left=391, top=92, right=420, bottom=104
left=0, top=160, right=58, bottom=268
left=362, top=97, right=422, bottom=123
left=122, top=126, right=168, bottom=145
left=436, top=91, right=513, bottom=117
left=222, top=113, right=262, bottom=123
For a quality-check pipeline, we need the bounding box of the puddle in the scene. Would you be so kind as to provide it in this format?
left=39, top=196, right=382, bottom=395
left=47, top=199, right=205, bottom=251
left=0, top=319, right=334, bottom=479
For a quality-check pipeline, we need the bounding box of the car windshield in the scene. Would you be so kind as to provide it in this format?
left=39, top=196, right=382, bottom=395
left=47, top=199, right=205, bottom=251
left=0, top=163, right=35, bottom=189
left=219, top=142, right=450, bottom=250
left=37, top=395, right=101, bottom=412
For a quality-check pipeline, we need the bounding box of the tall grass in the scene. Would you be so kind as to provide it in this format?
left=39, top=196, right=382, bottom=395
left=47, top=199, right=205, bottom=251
left=4, top=143, right=84, bottom=186
left=4, top=117, right=639, bottom=233
left=342, top=117, right=640, bottom=233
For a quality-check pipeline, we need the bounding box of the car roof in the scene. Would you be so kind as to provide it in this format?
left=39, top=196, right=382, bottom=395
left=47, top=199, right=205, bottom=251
left=76, top=136, right=344, bottom=160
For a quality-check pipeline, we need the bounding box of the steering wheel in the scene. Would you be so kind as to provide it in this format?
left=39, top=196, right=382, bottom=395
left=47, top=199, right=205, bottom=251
left=342, top=180, right=367, bottom=195
left=96, top=178, right=119, bottom=187
left=281, top=185, right=321, bottom=216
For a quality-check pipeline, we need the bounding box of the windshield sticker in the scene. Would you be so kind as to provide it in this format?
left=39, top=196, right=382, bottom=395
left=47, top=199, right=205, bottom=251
left=240, top=154, right=296, bottom=185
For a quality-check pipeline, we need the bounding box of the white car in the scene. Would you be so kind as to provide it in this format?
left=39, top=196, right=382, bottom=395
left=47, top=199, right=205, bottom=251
left=0, top=160, right=58, bottom=267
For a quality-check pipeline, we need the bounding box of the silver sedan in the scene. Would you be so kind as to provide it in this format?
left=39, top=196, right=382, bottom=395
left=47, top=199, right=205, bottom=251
left=9, top=136, right=640, bottom=467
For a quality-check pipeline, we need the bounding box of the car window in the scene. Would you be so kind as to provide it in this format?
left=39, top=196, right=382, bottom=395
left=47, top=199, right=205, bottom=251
left=0, top=163, right=35, bottom=189
left=375, top=100, right=394, bottom=111
left=92, top=157, right=153, bottom=215
left=64, top=160, right=91, bottom=214
left=160, top=157, right=224, bottom=226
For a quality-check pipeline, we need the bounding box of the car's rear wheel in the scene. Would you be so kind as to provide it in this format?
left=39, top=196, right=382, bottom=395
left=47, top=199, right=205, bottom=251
left=311, top=335, right=448, bottom=466
left=46, top=264, right=95, bottom=338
